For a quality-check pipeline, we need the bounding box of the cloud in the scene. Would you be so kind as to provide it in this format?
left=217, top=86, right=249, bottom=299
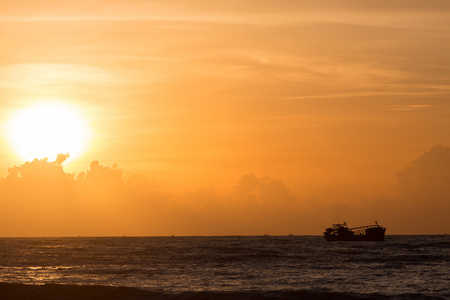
left=55, top=153, right=70, bottom=166
left=396, top=145, right=450, bottom=205
left=388, top=104, right=433, bottom=111
left=2, top=157, right=68, bottom=189
left=0, top=148, right=449, bottom=236
left=0, top=64, right=118, bottom=89
left=233, top=173, right=294, bottom=207
left=0, top=158, right=308, bottom=236
left=0, top=157, right=163, bottom=236
left=170, top=174, right=301, bottom=235
left=85, top=160, right=123, bottom=188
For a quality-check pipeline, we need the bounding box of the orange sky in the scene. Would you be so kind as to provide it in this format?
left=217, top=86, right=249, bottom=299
left=0, top=1, right=449, bottom=236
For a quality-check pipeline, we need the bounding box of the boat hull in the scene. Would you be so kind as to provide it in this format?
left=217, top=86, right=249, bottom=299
left=323, top=223, right=386, bottom=241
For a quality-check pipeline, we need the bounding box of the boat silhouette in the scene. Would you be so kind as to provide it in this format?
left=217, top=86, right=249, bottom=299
left=324, top=221, right=386, bottom=241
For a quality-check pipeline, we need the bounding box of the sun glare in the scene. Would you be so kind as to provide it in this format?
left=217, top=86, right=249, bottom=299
left=6, top=102, right=89, bottom=162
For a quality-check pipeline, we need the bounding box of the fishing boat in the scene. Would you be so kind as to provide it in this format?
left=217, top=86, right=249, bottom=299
left=323, top=221, right=386, bottom=241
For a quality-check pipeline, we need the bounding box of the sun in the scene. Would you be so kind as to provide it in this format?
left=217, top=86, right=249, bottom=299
left=6, top=102, right=90, bottom=162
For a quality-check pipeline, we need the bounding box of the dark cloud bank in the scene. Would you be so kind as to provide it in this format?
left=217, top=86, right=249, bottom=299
left=0, top=146, right=449, bottom=236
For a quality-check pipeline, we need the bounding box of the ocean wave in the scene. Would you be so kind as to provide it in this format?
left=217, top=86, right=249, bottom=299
left=0, top=283, right=447, bottom=300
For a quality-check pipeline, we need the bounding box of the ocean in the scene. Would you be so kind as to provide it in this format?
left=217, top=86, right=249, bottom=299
left=0, top=235, right=448, bottom=299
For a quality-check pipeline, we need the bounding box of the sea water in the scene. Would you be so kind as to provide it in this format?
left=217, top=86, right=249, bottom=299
left=0, top=236, right=448, bottom=299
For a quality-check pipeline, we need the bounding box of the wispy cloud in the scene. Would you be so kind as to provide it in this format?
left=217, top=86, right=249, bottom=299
left=272, top=91, right=448, bottom=101
left=388, top=104, right=433, bottom=111
left=0, top=63, right=118, bottom=88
